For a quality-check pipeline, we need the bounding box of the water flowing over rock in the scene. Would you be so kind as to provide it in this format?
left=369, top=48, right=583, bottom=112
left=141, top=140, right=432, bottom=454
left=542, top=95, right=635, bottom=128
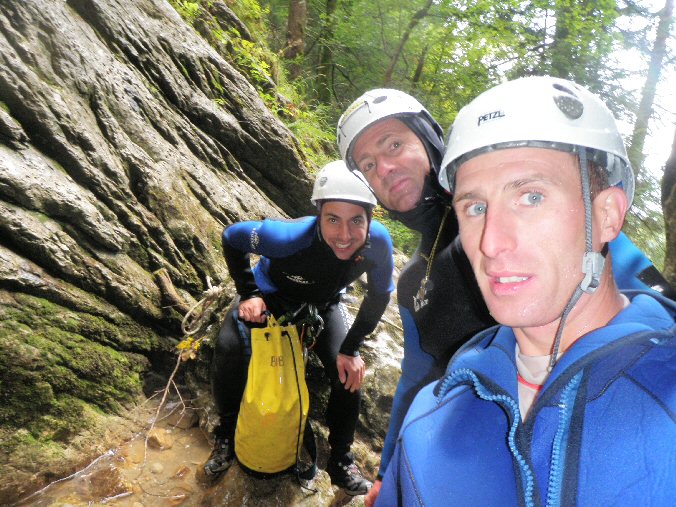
left=0, top=1, right=404, bottom=504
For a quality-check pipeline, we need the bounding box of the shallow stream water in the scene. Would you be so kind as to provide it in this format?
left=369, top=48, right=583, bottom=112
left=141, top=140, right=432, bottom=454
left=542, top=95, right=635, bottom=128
left=17, top=402, right=213, bottom=506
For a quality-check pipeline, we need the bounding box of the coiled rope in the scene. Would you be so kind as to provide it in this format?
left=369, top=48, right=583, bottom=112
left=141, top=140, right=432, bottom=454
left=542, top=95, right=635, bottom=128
left=181, top=276, right=226, bottom=336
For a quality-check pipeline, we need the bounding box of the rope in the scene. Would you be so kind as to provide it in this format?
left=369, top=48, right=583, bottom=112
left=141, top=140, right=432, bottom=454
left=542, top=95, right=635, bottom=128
left=414, top=206, right=451, bottom=311
left=181, top=276, right=226, bottom=336
left=423, top=206, right=451, bottom=281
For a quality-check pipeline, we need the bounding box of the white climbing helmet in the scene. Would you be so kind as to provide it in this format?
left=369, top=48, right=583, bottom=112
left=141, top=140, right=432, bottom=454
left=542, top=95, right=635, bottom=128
left=337, top=88, right=440, bottom=172
left=439, top=76, right=634, bottom=206
left=310, top=160, right=377, bottom=208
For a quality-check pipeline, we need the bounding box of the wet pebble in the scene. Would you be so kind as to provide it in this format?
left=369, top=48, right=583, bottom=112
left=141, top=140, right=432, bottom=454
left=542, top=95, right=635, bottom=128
left=174, top=465, right=191, bottom=478
left=147, top=428, right=174, bottom=450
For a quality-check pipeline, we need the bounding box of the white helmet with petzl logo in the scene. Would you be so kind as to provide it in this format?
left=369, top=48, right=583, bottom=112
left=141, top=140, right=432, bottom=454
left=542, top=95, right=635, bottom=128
left=439, top=76, right=634, bottom=206
left=440, top=76, right=636, bottom=371
left=311, top=160, right=377, bottom=208
left=337, top=89, right=444, bottom=174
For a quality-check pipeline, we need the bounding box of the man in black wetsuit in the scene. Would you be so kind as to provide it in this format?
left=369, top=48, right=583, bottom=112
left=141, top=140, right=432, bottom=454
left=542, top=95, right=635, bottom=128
left=337, top=89, right=495, bottom=505
left=204, top=161, right=395, bottom=496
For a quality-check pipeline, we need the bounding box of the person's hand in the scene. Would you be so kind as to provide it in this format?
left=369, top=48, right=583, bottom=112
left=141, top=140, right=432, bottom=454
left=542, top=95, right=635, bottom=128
left=364, top=479, right=381, bottom=507
left=238, top=297, right=267, bottom=323
left=336, top=353, right=365, bottom=392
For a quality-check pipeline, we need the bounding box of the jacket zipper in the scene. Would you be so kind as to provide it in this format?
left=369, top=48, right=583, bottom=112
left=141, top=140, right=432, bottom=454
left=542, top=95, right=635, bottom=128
left=437, top=368, right=535, bottom=507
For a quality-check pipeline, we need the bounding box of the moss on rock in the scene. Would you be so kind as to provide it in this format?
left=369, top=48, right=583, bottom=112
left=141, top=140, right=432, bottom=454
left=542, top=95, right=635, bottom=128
left=0, top=292, right=153, bottom=446
left=0, top=290, right=164, bottom=502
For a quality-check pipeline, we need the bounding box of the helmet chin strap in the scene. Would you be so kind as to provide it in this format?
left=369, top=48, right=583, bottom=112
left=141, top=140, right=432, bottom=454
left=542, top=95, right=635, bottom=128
left=548, top=148, right=605, bottom=372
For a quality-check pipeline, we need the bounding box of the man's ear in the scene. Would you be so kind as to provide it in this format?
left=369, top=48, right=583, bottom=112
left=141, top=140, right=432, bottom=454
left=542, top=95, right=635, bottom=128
left=593, top=186, right=628, bottom=244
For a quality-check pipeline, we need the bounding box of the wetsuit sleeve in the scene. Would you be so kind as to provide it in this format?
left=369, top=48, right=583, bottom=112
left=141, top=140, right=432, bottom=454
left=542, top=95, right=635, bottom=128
left=377, top=370, right=426, bottom=478
left=222, top=221, right=263, bottom=300
left=610, top=232, right=675, bottom=300
left=223, top=217, right=317, bottom=299
left=339, top=221, right=395, bottom=356
left=364, top=221, right=396, bottom=294
left=376, top=444, right=402, bottom=506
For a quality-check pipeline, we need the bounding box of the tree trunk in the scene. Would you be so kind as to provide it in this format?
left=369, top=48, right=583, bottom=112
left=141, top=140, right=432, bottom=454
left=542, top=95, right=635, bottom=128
left=283, top=0, right=307, bottom=79
left=316, top=0, right=338, bottom=103
left=663, top=129, right=676, bottom=285
left=550, top=0, right=574, bottom=78
left=383, top=0, right=434, bottom=86
left=627, top=0, right=674, bottom=172
left=411, top=44, right=429, bottom=88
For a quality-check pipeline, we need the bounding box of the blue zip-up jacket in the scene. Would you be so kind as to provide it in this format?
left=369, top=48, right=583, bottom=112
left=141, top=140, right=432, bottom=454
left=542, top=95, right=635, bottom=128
left=222, top=216, right=395, bottom=355
left=377, top=226, right=673, bottom=479
left=377, top=292, right=676, bottom=506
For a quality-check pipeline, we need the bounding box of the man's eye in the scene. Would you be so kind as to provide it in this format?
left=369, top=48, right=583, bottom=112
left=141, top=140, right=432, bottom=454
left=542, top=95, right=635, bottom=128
left=360, top=161, right=375, bottom=173
left=390, top=141, right=401, bottom=151
left=467, top=203, right=487, bottom=217
left=352, top=217, right=364, bottom=225
left=520, top=192, right=544, bottom=206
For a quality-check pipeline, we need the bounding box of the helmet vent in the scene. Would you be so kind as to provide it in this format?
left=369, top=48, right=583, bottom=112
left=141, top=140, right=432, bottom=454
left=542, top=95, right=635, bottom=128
left=373, top=95, right=387, bottom=104
left=552, top=84, right=584, bottom=119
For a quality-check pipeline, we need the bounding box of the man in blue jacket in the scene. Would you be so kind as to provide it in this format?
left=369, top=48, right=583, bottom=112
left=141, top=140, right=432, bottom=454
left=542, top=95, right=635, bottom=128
left=377, top=76, right=676, bottom=506
left=205, top=161, right=394, bottom=496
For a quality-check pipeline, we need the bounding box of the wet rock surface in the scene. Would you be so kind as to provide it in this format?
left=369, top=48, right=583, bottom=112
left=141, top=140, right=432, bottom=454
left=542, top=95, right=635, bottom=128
left=0, top=0, right=408, bottom=504
left=18, top=404, right=211, bottom=506
left=0, top=0, right=314, bottom=502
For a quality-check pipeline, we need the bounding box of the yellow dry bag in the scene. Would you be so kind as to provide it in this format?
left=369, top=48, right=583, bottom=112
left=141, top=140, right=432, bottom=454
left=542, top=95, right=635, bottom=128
left=234, top=314, right=311, bottom=476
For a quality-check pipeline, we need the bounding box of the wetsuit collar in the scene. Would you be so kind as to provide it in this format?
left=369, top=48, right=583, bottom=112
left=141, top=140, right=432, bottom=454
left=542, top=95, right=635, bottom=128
left=386, top=177, right=447, bottom=234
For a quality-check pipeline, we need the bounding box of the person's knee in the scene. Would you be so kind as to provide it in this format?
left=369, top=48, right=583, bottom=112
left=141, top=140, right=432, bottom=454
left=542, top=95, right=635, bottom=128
left=320, top=360, right=339, bottom=385
left=210, top=319, right=247, bottom=389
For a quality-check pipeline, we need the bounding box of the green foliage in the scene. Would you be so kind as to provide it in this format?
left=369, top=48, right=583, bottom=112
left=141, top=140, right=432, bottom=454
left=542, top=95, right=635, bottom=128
left=172, top=0, right=201, bottom=23
left=168, top=0, right=274, bottom=99
left=219, top=0, right=337, bottom=166
left=175, top=0, right=670, bottom=263
left=232, top=37, right=274, bottom=93
left=276, top=84, right=336, bottom=167
left=374, top=208, right=421, bottom=256
left=276, top=0, right=669, bottom=261
left=167, top=0, right=333, bottom=167
left=229, top=0, right=269, bottom=29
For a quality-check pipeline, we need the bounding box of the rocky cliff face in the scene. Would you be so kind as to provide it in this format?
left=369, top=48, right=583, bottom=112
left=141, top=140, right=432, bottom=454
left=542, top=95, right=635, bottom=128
left=0, top=1, right=403, bottom=504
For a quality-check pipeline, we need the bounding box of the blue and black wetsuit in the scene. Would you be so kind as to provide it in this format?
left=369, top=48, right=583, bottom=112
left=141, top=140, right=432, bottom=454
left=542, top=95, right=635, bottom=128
left=210, top=216, right=394, bottom=460
left=378, top=180, right=495, bottom=479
